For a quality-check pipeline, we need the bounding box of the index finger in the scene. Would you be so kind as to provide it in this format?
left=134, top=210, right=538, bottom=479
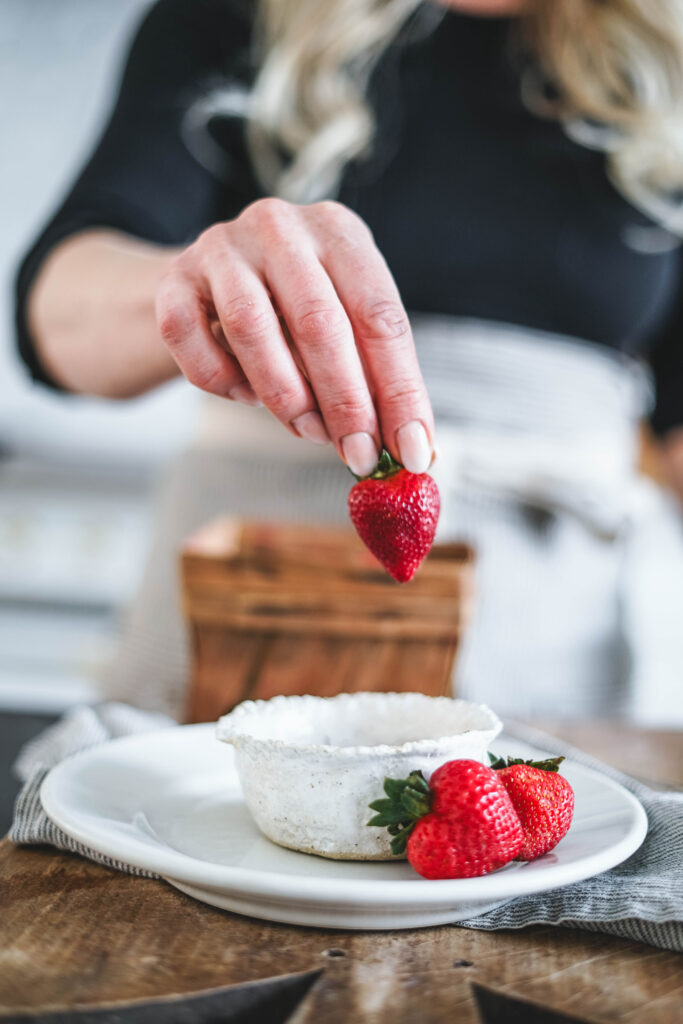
left=319, top=223, right=435, bottom=474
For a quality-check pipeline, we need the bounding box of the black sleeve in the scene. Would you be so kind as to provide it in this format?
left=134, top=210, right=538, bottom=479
left=648, top=251, right=683, bottom=437
left=15, top=0, right=257, bottom=390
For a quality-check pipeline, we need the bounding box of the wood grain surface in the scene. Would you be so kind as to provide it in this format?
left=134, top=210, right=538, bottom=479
left=182, top=520, right=475, bottom=722
left=2, top=724, right=682, bottom=1022
left=2, top=839, right=681, bottom=1023
left=529, top=721, right=683, bottom=792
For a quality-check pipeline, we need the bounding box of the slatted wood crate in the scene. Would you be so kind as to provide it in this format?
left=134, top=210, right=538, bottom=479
left=181, top=519, right=475, bottom=723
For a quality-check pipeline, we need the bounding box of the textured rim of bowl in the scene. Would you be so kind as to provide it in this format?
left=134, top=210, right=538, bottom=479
left=216, top=692, right=502, bottom=758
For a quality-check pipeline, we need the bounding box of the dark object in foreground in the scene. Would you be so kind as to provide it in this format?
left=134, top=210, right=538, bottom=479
left=472, top=981, right=594, bottom=1024
left=1, top=971, right=322, bottom=1024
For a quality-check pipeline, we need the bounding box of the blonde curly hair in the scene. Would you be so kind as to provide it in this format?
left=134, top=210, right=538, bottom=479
left=191, top=0, right=683, bottom=232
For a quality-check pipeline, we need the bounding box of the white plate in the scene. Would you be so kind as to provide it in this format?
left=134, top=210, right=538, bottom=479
left=40, top=724, right=647, bottom=930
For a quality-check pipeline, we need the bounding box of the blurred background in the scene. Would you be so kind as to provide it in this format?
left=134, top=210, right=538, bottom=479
left=2, top=1, right=682, bottom=828
left=0, top=0, right=200, bottom=821
left=0, top=0, right=200, bottom=713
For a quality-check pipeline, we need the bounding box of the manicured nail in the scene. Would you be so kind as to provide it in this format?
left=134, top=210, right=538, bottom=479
left=341, top=432, right=379, bottom=477
left=291, top=411, right=331, bottom=445
left=396, top=421, right=432, bottom=474
left=229, top=382, right=262, bottom=406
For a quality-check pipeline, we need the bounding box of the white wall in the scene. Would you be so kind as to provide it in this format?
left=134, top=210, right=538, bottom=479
left=0, top=1, right=201, bottom=712
left=0, top=0, right=199, bottom=468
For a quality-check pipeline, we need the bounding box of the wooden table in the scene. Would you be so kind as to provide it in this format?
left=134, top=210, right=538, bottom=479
left=1, top=723, right=681, bottom=1023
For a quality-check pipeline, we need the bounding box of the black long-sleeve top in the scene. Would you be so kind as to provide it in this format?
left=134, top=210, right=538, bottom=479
left=15, top=0, right=683, bottom=435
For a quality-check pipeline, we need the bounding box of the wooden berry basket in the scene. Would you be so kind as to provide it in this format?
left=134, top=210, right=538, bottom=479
left=181, top=519, right=475, bottom=723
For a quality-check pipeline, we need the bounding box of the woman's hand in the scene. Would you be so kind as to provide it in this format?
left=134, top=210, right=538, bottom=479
left=156, top=199, right=434, bottom=476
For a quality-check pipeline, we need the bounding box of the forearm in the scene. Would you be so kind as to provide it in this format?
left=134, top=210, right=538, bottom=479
left=28, top=230, right=182, bottom=398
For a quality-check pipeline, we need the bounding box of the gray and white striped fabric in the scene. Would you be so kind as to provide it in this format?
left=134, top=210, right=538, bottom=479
left=9, top=704, right=682, bottom=952
left=10, top=703, right=173, bottom=877
left=459, top=721, right=683, bottom=953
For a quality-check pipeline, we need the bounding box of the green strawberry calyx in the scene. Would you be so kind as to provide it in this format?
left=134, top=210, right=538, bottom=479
left=349, top=448, right=404, bottom=483
left=367, top=770, right=432, bottom=855
left=488, top=753, right=565, bottom=773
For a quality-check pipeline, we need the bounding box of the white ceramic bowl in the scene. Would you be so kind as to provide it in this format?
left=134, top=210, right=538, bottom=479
left=216, top=692, right=501, bottom=860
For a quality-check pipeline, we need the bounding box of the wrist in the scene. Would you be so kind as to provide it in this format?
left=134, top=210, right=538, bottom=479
left=30, top=230, right=182, bottom=397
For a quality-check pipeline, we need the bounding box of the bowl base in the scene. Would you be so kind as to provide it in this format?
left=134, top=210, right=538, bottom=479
left=263, top=832, right=404, bottom=862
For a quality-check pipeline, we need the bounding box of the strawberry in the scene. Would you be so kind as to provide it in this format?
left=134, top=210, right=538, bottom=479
left=489, top=754, right=575, bottom=860
left=368, top=760, right=524, bottom=879
left=348, top=448, right=440, bottom=582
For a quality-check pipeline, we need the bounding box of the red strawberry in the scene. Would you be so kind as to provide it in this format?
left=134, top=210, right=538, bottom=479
left=490, top=755, right=575, bottom=860
left=368, top=760, right=524, bottom=879
left=348, top=449, right=440, bottom=582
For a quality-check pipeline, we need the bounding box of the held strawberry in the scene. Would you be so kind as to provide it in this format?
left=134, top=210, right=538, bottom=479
left=367, top=760, right=524, bottom=879
left=489, top=754, right=575, bottom=860
left=347, top=448, right=440, bottom=582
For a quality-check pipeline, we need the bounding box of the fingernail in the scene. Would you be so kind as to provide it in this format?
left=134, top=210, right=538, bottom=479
left=396, top=421, right=432, bottom=473
left=291, top=411, right=331, bottom=445
left=341, top=432, right=379, bottom=477
left=229, top=382, right=262, bottom=407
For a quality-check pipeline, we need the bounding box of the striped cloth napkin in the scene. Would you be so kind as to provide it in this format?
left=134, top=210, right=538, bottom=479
left=9, top=704, right=682, bottom=952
